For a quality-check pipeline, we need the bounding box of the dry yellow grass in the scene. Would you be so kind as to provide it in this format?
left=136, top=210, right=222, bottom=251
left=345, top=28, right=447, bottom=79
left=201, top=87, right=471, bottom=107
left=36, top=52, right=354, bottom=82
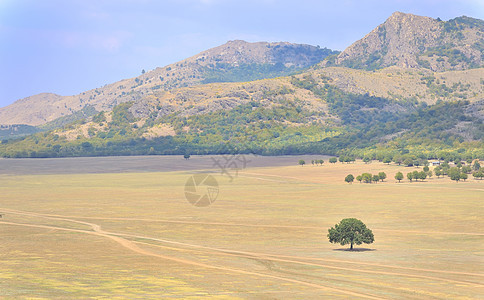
left=0, top=158, right=482, bottom=299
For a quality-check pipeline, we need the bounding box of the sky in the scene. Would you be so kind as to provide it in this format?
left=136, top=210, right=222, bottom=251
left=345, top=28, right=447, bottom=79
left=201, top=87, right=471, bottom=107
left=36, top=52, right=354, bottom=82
left=0, top=0, right=483, bottom=108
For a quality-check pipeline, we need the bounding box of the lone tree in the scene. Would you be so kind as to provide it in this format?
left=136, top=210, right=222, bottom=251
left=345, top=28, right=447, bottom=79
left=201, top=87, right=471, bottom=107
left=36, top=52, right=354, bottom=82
left=395, top=171, right=403, bottom=183
left=184, top=154, right=191, bottom=160
left=327, top=218, right=374, bottom=250
left=298, top=159, right=306, bottom=166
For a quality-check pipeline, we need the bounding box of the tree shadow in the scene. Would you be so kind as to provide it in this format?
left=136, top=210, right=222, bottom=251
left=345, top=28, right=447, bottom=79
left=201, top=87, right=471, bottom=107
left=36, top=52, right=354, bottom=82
left=333, top=248, right=376, bottom=252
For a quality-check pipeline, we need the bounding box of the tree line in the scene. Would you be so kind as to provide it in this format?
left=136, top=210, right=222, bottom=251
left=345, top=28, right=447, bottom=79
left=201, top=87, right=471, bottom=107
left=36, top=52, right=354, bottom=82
left=344, top=159, right=482, bottom=183
left=345, top=172, right=386, bottom=184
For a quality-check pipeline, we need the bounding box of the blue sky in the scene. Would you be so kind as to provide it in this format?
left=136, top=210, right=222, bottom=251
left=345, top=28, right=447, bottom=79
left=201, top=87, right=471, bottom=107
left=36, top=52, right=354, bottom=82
left=0, top=0, right=482, bottom=108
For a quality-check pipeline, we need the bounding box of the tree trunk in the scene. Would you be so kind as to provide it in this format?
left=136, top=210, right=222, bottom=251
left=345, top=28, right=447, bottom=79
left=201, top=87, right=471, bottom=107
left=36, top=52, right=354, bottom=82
left=350, top=242, right=353, bottom=250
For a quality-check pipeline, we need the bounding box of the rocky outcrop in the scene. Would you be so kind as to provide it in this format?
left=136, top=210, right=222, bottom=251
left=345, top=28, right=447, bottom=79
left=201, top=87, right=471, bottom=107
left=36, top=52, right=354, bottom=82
left=333, top=12, right=483, bottom=71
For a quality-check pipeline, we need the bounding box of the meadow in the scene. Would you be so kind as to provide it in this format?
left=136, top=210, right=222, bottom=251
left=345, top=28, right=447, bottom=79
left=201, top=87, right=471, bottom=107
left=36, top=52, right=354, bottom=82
left=0, top=156, right=482, bottom=299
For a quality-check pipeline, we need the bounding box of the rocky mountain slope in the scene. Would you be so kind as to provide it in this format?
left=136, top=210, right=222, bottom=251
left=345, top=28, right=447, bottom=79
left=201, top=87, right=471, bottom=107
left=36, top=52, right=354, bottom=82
left=0, top=41, right=334, bottom=126
left=330, top=12, right=483, bottom=71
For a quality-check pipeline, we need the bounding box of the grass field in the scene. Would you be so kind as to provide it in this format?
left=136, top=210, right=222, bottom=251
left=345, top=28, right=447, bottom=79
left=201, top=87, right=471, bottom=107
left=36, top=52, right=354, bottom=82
left=0, top=156, right=482, bottom=299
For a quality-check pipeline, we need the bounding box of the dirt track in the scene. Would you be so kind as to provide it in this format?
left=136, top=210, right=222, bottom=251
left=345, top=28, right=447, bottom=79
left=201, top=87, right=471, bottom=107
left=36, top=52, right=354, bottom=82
left=1, top=207, right=482, bottom=294
left=2, top=207, right=482, bottom=236
left=0, top=212, right=384, bottom=299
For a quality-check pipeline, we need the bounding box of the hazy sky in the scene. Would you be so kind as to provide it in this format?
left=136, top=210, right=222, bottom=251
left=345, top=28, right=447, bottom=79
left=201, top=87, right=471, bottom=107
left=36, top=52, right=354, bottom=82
left=0, top=0, right=482, bottom=108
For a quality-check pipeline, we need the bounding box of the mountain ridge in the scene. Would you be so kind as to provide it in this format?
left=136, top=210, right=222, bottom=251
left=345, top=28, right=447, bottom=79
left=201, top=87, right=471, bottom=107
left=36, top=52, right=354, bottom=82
left=0, top=41, right=334, bottom=126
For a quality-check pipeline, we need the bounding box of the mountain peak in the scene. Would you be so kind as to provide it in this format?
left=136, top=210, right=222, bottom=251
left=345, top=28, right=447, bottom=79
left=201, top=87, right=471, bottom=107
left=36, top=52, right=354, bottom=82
left=385, top=11, right=435, bottom=25
left=388, top=11, right=420, bottom=19
left=225, top=39, right=249, bottom=45
left=332, top=12, right=483, bottom=71
left=388, top=11, right=411, bottom=19
left=182, top=40, right=335, bottom=70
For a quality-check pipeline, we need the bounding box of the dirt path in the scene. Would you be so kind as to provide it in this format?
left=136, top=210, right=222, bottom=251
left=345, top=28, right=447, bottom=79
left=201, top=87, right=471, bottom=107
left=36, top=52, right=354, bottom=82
left=374, top=228, right=484, bottom=236
left=237, top=175, right=289, bottom=183
left=0, top=214, right=479, bottom=299
left=131, top=240, right=484, bottom=298
left=239, top=172, right=302, bottom=181
left=239, top=171, right=322, bottom=184
left=2, top=208, right=482, bottom=236
left=129, top=232, right=484, bottom=278
left=112, top=231, right=483, bottom=286
left=0, top=220, right=385, bottom=300
left=2, top=208, right=482, bottom=283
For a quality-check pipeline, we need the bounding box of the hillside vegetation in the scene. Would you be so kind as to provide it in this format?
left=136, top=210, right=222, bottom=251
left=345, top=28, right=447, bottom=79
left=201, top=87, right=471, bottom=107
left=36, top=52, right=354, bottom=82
left=1, top=73, right=483, bottom=160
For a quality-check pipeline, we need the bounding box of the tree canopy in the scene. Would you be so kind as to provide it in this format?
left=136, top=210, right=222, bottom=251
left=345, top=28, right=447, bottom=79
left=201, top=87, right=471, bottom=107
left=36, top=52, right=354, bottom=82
left=345, top=174, right=354, bottom=184
left=327, top=218, right=374, bottom=250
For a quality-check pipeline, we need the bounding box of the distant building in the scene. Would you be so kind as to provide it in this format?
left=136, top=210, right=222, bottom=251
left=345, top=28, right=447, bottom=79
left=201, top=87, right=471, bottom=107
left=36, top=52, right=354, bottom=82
left=432, top=161, right=440, bottom=166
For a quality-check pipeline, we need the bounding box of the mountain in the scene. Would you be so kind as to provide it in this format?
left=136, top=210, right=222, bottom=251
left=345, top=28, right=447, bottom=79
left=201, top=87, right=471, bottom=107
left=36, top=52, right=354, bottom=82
left=0, top=41, right=335, bottom=126
left=329, top=12, right=484, bottom=71
left=3, top=12, right=482, bottom=127
left=1, top=12, right=483, bottom=160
